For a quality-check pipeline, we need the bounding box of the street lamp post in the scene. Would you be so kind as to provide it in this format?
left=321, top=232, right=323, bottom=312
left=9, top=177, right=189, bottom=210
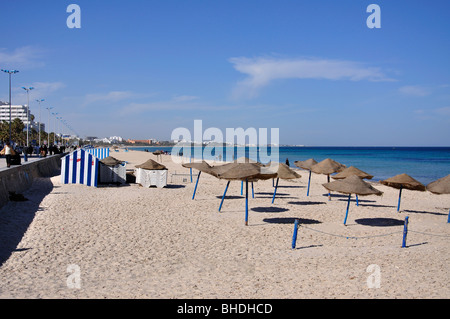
left=46, top=107, right=53, bottom=145
left=36, top=99, right=45, bottom=147
left=56, top=116, right=62, bottom=145
left=1, top=69, right=19, bottom=143
left=22, top=86, right=34, bottom=147
left=52, top=112, right=59, bottom=145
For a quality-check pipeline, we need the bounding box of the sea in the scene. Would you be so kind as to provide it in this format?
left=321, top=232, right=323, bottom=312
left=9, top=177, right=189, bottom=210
left=129, top=146, right=450, bottom=185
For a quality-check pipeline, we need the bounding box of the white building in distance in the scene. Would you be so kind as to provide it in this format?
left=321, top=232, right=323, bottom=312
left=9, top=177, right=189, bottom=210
left=0, top=100, right=44, bottom=132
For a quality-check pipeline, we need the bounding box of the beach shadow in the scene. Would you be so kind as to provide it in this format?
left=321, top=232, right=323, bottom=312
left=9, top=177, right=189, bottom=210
left=355, top=218, right=404, bottom=227
left=0, top=178, right=54, bottom=267
left=358, top=203, right=396, bottom=208
left=338, top=198, right=376, bottom=203
left=98, top=182, right=132, bottom=188
left=288, top=201, right=325, bottom=206
left=215, top=195, right=244, bottom=200
left=294, top=244, right=323, bottom=250
left=403, top=209, right=446, bottom=217
left=251, top=207, right=289, bottom=213
left=165, top=184, right=186, bottom=189
left=322, top=193, right=349, bottom=198
left=405, top=242, right=428, bottom=248
left=263, top=217, right=321, bottom=224
left=277, top=185, right=305, bottom=189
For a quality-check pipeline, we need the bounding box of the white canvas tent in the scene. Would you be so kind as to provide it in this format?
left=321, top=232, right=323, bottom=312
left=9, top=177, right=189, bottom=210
left=135, top=159, right=168, bottom=188
left=98, top=156, right=127, bottom=185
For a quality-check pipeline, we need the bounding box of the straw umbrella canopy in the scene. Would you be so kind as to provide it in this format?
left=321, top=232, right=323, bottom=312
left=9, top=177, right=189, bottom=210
left=332, top=166, right=373, bottom=206
left=426, top=174, right=450, bottom=222
left=182, top=161, right=214, bottom=175
left=310, top=158, right=346, bottom=200
left=294, top=158, right=317, bottom=196
left=426, top=174, right=450, bottom=195
left=135, top=159, right=167, bottom=170
left=153, top=150, right=164, bottom=161
left=323, top=175, right=383, bottom=225
left=215, top=162, right=277, bottom=225
left=100, top=156, right=124, bottom=167
left=212, top=159, right=262, bottom=196
left=294, top=158, right=318, bottom=171
left=380, top=173, right=426, bottom=212
left=332, top=166, right=373, bottom=180
left=182, top=161, right=215, bottom=200
left=271, top=163, right=301, bottom=203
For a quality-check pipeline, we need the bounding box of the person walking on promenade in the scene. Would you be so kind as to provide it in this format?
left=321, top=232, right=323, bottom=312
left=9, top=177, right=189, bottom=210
left=0, top=141, right=16, bottom=168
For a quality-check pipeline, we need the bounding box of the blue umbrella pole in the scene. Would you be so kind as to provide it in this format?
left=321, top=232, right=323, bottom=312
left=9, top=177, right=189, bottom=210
left=397, top=186, right=403, bottom=212
left=189, top=157, right=192, bottom=183
left=356, top=194, right=359, bottom=206
left=447, top=209, right=449, bottom=223
left=272, top=178, right=279, bottom=204
left=241, top=180, right=243, bottom=195
left=343, top=194, right=351, bottom=225
left=219, top=181, right=230, bottom=212
left=402, top=216, right=409, bottom=248
left=307, top=170, right=311, bottom=196
left=192, top=171, right=201, bottom=200
left=251, top=181, right=254, bottom=198
left=327, top=175, right=331, bottom=201
left=245, top=179, right=249, bottom=226
left=291, top=219, right=300, bottom=249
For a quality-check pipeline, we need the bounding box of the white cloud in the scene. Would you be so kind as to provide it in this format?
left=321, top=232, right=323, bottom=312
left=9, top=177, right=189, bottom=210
left=9, top=82, right=66, bottom=105
left=172, top=95, right=199, bottom=102
left=84, top=91, right=136, bottom=105
left=434, top=106, right=450, bottom=116
left=229, top=56, right=394, bottom=98
left=0, top=46, right=45, bottom=69
left=83, top=91, right=159, bottom=106
left=399, top=85, right=431, bottom=97
left=120, top=96, right=242, bottom=115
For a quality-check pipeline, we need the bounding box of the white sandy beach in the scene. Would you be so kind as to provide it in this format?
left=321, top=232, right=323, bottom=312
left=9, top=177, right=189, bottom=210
left=0, top=149, right=449, bottom=299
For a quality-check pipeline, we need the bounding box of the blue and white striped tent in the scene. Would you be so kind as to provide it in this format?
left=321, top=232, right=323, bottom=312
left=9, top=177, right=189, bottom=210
left=84, top=147, right=110, bottom=160
left=61, top=149, right=99, bottom=187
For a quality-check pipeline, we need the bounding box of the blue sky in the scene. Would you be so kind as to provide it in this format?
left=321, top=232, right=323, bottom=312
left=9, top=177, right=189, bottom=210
left=0, top=0, right=449, bottom=146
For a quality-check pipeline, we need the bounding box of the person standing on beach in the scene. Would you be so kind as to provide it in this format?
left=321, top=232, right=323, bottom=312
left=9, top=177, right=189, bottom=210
left=0, top=141, right=16, bottom=168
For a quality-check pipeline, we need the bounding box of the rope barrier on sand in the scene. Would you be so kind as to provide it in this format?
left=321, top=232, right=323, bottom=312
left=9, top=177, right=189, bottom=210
left=300, top=225, right=403, bottom=239
left=291, top=217, right=450, bottom=249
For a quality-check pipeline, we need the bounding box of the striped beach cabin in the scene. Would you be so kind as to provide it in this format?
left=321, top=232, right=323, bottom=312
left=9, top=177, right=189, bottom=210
left=61, top=149, right=99, bottom=187
left=84, top=147, right=110, bottom=160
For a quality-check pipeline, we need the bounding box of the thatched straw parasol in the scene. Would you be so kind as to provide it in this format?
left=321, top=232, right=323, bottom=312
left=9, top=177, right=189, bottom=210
left=215, top=162, right=277, bottom=225
left=294, top=158, right=318, bottom=170
left=332, top=166, right=373, bottom=206
left=100, top=156, right=124, bottom=167
left=323, top=175, right=383, bottom=225
left=153, top=150, right=164, bottom=161
left=182, top=161, right=214, bottom=175
left=332, top=166, right=373, bottom=180
left=270, top=163, right=301, bottom=203
left=426, top=174, right=450, bottom=222
left=135, top=159, right=167, bottom=170
left=380, top=173, right=425, bottom=212
left=182, top=161, right=215, bottom=200
left=426, top=174, right=450, bottom=195
left=310, top=158, right=346, bottom=200
left=294, top=158, right=317, bottom=196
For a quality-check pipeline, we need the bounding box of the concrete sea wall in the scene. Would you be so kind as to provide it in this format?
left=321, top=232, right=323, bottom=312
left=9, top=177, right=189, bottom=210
left=0, top=154, right=63, bottom=209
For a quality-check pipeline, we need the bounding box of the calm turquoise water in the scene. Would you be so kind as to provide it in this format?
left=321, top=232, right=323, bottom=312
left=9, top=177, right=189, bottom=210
left=130, top=146, right=450, bottom=185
